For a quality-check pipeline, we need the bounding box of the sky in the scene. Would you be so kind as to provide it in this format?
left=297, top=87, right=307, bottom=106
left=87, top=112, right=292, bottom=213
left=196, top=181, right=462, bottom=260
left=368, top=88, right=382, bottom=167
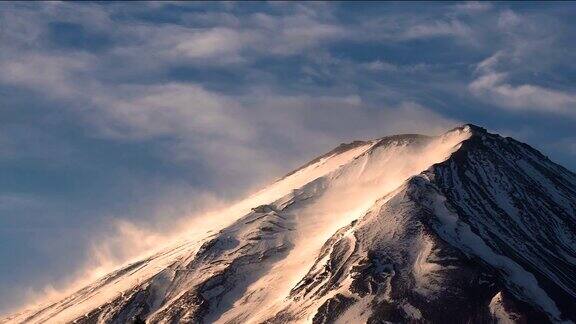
left=1, top=1, right=576, bottom=314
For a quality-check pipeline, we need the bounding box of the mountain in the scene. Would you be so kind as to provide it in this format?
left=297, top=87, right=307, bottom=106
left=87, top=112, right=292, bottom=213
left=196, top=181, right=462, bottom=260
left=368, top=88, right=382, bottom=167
left=3, top=124, right=576, bottom=324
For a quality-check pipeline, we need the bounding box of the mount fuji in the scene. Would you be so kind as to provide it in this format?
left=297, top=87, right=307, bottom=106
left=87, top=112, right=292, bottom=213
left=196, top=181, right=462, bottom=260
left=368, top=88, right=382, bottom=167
left=3, top=124, right=576, bottom=324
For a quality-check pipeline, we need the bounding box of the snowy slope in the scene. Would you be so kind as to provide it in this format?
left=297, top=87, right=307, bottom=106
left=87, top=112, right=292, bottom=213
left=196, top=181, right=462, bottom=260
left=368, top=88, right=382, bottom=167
left=3, top=124, right=576, bottom=324
left=1, top=136, right=377, bottom=324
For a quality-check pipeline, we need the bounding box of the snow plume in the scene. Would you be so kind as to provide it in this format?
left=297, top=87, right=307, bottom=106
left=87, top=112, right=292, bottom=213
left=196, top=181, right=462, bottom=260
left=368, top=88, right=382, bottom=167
left=182, top=127, right=473, bottom=323
left=5, top=188, right=230, bottom=315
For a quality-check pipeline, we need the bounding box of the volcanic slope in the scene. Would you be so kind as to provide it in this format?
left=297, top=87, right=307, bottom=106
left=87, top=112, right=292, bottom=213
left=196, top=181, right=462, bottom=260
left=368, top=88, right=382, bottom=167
left=3, top=124, right=575, bottom=324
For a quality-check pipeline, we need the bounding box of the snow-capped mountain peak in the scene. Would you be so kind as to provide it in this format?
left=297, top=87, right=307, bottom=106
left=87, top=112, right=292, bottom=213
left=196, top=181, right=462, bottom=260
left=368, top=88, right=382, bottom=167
left=3, top=124, right=575, bottom=324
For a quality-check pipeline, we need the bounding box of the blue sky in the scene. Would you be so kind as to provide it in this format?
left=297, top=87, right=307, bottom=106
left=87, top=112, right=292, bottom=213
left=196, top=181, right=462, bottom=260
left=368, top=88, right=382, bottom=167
left=1, top=1, right=576, bottom=313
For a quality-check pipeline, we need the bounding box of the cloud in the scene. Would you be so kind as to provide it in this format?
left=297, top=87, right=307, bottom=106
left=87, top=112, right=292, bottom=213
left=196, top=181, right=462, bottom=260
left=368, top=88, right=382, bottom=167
left=453, top=2, right=493, bottom=14
left=361, top=60, right=432, bottom=73
left=250, top=12, right=346, bottom=55
left=354, top=11, right=476, bottom=44
left=402, top=19, right=472, bottom=40
left=470, top=52, right=576, bottom=115
left=0, top=10, right=455, bottom=192
left=498, top=10, right=523, bottom=30
left=470, top=73, right=576, bottom=113
left=104, top=5, right=347, bottom=66
left=0, top=53, right=94, bottom=98
left=172, top=28, right=249, bottom=60
left=93, top=83, right=253, bottom=141
left=466, top=8, right=576, bottom=115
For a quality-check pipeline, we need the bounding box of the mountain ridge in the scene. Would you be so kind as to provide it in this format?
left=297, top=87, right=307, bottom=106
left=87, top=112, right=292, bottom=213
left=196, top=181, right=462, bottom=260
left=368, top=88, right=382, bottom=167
left=423, top=125, right=576, bottom=322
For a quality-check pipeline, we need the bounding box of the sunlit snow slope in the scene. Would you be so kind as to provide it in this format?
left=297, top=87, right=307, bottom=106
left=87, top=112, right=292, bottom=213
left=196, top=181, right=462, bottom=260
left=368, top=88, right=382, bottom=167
left=3, top=124, right=576, bottom=324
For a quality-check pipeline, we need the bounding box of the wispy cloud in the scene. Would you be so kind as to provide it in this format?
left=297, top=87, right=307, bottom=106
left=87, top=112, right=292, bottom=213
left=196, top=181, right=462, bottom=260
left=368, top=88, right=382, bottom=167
left=452, top=1, right=493, bottom=14
left=470, top=51, right=576, bottom=115
left=402, top=19, right=472, bottom=40
left=470, top=71, right=576, bottom=114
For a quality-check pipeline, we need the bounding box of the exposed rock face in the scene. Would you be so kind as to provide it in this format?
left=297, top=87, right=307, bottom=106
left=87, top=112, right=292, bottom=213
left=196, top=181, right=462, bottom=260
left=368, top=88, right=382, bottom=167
left=4, top=125, right=576, bottom=324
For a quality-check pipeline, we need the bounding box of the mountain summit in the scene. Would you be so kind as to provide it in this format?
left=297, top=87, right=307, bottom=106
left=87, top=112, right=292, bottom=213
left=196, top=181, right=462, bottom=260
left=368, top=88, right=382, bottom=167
left=4, top=125, right=576, bottom=324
